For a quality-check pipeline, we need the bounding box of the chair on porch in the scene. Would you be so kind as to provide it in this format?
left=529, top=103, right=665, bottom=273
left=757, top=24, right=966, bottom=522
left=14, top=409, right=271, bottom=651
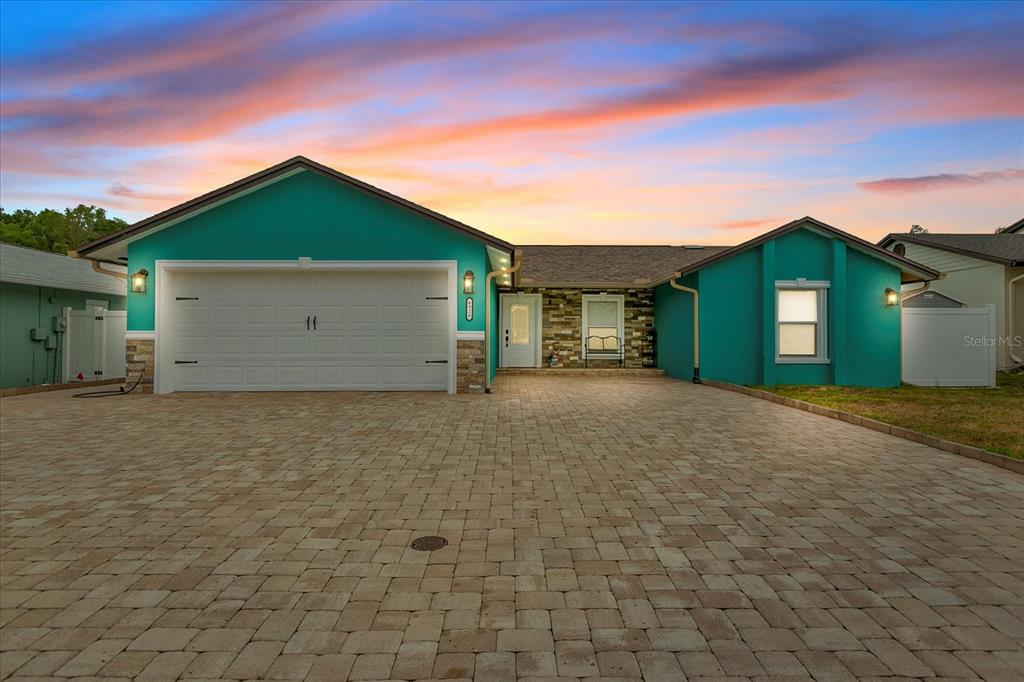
left=584, top=334, right=624, bottom=368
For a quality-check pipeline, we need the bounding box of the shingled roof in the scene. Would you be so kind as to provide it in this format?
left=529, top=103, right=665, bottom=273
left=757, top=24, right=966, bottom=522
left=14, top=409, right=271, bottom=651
left=879, top=232, right=1024, bottom=266
left=516, top=245, right=729, bottom=287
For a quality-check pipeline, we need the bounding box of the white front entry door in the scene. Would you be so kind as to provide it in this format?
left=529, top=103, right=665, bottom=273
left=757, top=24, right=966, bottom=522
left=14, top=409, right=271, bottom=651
left=500, top=294, right=539, bottom=367
left=168, top=269, right=450, bottom=391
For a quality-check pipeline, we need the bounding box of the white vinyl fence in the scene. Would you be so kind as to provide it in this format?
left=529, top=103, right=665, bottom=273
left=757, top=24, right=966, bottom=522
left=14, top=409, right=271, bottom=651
left=63, top=306, right=126, bottom=382
left=902, top=305, right=996, bottom=387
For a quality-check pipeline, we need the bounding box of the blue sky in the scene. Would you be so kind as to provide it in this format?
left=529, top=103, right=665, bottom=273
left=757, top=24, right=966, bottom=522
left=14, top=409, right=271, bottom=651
left=1, top=0, right=1021, bottom=243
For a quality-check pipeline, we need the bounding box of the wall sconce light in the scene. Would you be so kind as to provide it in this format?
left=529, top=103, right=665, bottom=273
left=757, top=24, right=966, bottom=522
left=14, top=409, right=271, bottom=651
left=130, top=268, right=149, bottom=294
left=462, top=270, right=475, bottom=295
left=884, top=287, right=899, bottom=306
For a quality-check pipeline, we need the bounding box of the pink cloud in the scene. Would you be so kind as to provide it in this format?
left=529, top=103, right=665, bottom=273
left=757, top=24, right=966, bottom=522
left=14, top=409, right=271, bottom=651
left=858, top=169, right=1024, bottom=194
left=716, top=218, right=780, bottom=230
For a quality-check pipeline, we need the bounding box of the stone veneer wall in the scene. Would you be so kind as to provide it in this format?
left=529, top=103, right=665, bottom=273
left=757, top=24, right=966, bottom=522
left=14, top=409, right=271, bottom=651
left=509, top=288, right=654, bottom=368
left=125, top=338, right=155, bottom=394
left=456, top=339, right=485, bottom=393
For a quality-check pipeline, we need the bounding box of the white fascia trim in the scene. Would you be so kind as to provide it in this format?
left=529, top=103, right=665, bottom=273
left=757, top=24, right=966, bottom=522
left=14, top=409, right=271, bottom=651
left=126, top=331, right=155, bottom=340
left=455, top=331, right=485, bottom=341
left=153, top=259, right=459, bottom=395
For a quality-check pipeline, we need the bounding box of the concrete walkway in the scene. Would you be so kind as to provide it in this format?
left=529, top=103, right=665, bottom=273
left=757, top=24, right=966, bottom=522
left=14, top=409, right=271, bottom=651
left=1, top=375, right=1021, bottom=680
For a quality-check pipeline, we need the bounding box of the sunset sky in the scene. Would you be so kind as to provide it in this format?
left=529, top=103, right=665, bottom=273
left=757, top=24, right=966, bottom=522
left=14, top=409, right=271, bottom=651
left=1, top=0, right=1021, bottom=244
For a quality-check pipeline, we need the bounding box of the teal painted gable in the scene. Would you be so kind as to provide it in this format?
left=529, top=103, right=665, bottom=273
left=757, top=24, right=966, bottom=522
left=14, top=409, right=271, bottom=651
left=126, top=169, right=490, bottom=331
left=653, top=222, right=903, bottom=388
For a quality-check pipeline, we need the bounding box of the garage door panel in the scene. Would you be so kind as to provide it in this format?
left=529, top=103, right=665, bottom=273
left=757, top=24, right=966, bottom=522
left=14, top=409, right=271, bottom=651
left=348, top=307, right=380, bottom=323
left=169, top=268, right=450, bottom=391
left=246, top=306, right=278, bottom=324
left=178, top=306, right=209, bottom=324
left=245, top=366, right=276, bottom=385
left=348, top=336, right=379, bottom=355
left=313, top=336, right=344, bottom=354
left=245, top=337, right=277, bottom=354
left=348, top=365, right=380, bottom=386
left=280, top=366, right=311, bottom=385
left=176, top=365, right=209, bottom=387
left=211, top=366, right=243, bottom=386
left=179, top=337, right=212, bottom=357
left=211, top=337, right=244, bottom=355
left=279, top=336, right=311, bottom=355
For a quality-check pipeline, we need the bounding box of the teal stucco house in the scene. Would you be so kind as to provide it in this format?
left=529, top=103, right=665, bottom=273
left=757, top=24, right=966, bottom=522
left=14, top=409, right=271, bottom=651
left=76, top=157, right=939, bottom=394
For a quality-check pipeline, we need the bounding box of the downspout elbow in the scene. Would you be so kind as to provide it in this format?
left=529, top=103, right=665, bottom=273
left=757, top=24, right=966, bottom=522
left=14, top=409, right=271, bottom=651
left=484, top=255, right=522, bottom=393
left=669, top=274, right=701, bottom=384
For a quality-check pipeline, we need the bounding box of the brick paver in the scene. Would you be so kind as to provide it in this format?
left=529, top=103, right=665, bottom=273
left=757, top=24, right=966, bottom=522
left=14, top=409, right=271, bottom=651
left=1, top=375, right=1022, bottom=680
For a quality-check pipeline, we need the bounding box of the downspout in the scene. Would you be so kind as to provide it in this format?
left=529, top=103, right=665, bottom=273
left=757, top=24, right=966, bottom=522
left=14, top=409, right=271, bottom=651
left=1010, top=271, right=1024, bottom=365
left=668, top=274, right=700, bottom=383
left=484, top=254, right=522, bottom=394
left=91, top=260, right=127, bottom=280
left=900, top=280, right=930, bottom=301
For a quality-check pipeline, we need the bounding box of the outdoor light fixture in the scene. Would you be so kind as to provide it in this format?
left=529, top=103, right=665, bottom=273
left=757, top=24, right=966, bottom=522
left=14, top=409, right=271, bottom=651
left=885, top=287, right=899, bottom=306
left=462, top=270, right=475, bottom=294
left=130, top=268, right=149, bottom=294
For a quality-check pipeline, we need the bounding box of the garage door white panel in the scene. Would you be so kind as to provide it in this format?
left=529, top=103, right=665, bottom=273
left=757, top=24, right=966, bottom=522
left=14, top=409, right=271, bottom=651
left=169, top=268, right=449, bottom=391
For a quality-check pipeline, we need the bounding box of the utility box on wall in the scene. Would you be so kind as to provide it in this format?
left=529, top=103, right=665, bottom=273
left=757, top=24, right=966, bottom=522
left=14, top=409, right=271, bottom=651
left=30, top=327, right=47, bottom=341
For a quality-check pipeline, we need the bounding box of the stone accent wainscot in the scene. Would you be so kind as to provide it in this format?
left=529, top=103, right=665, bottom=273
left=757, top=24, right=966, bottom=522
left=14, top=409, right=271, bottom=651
left=509, top=288, right=655, bottom=368
left=456, top=339, right=485, bottom=393
left=125, top=337, right=155, bottom=394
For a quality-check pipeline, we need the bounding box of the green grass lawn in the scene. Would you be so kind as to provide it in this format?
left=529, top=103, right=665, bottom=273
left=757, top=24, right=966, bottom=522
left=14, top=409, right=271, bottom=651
left=755, top=372, right=1024, bottom=459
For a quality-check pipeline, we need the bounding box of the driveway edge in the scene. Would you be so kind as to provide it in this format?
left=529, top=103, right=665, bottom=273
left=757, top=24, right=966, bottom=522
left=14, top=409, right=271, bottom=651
left=703, top=380, right=1024, bottom=475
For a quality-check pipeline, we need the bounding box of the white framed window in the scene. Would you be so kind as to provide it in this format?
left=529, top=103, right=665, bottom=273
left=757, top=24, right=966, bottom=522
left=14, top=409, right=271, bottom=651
left=582, top=294, right=624, bottom=355
left=776, top=280, right=829, bottom=363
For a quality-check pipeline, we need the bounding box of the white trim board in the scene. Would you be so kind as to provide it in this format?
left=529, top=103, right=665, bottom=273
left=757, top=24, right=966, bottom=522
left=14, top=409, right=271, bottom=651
left=455, top=331, right=485, bottom=341
left=126, top=331, right=156, bottom=340
left=153, top=259, right=459, bottom=395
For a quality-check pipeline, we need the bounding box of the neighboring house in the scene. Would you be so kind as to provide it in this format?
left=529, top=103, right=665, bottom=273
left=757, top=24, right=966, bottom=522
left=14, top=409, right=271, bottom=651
left=0, top=242, right=127, bottom=389
left=76, top=156, right=939, bottom=394
left=879, top=222, right=1024, bottom=369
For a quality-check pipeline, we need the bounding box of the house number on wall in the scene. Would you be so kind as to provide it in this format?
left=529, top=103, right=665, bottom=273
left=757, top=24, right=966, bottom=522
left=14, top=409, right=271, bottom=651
left=466, top=297, right=473, bottom=321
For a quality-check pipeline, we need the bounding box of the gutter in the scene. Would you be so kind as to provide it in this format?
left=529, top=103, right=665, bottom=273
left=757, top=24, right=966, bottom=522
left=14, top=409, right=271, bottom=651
left=484, top=255, right=522, bottom=393
left=668, top=273, right=701, bottom=383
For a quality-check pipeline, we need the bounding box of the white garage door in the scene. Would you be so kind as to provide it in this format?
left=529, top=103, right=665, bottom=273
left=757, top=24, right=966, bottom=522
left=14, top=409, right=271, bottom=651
left=169, top=269, right=450, bottom=391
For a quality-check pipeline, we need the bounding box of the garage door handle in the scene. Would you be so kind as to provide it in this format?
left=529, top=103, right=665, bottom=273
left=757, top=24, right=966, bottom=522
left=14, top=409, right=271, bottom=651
left=175, top=360, right=198, bottom=365
left=313, top=315, right=317, bottom=330
left=425, top=360, right=449, bottom=364
left=306, top=315, right=310, bottom=330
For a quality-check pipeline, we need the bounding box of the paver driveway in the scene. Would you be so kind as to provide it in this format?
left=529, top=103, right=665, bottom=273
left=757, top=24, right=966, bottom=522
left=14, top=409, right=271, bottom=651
left=1, top=375, right=1022, bottom=681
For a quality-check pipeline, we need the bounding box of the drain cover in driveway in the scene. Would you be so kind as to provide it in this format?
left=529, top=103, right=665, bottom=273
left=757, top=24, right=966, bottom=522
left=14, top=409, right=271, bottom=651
left=410, top=536, right=448, bottom=551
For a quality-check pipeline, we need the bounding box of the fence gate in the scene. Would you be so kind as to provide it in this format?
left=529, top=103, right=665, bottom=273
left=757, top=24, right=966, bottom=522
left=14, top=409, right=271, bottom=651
left=901, top=305, right=996, bottom=387
left=63, top=306, right=126, bottom=382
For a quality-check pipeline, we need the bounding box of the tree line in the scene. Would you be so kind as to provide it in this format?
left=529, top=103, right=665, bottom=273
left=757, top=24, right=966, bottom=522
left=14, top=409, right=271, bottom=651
left=0, top=205, right=128, bottom=254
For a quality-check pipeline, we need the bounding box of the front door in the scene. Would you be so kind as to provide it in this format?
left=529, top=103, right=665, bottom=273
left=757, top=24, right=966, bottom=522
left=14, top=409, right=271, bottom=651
left=500, top=294, right=539, bottom=367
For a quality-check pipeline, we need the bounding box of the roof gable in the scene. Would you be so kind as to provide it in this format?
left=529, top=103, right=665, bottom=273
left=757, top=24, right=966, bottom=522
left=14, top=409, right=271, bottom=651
left=878, top=232, right=1024, bottom=266
left=77, top=156, right=513, bottom=260
left=658, top=217, right=940, bottom=284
